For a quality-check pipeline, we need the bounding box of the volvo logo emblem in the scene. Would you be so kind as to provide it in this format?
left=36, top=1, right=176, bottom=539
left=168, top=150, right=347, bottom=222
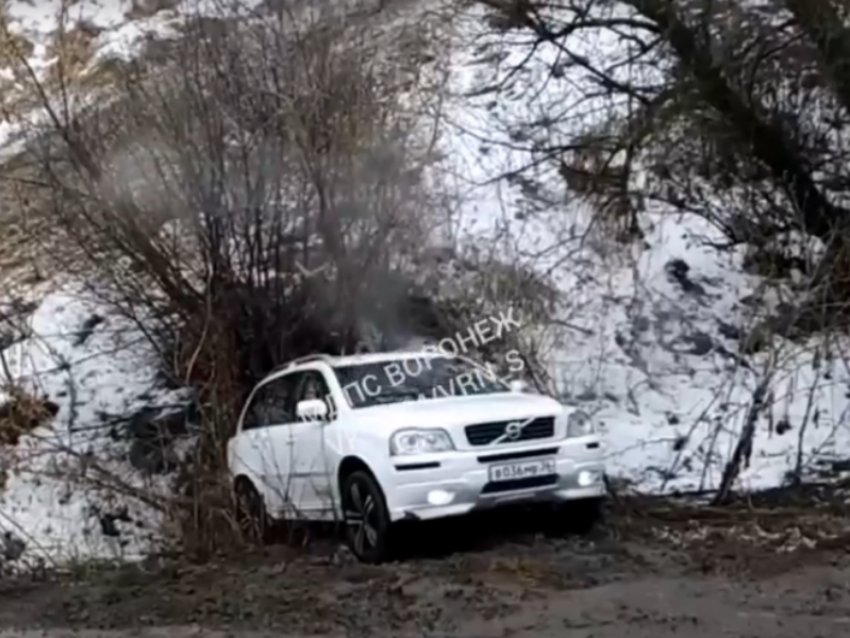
left=504, top=422, right=523, bottom=440
left=492, top=417, right=535, bottom=445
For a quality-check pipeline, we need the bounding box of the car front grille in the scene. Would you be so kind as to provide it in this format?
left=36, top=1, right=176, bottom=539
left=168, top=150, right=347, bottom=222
left=464, top=417, right=555, bottom=446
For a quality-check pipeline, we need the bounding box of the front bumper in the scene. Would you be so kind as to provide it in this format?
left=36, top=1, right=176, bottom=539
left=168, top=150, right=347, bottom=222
left=384, top=437, right=606, bottom=521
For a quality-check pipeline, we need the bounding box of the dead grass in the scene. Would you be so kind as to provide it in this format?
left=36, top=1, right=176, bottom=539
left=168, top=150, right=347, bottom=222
left=0, top=152, right=91, bottom=287
left=85, top=55, right=140, bottom=89
left=0, top=3, right=35, bottom=67
left=0, top=389, right=59, bottom=447
left=0, top=27, right=34, bottom=68
left=44, top=25, right=99, bottom=86
left=0, top=4, right=36, bottom=122
left=0, top=23, right=102, bottom=123
left=125, top=0, right=181, bottom=21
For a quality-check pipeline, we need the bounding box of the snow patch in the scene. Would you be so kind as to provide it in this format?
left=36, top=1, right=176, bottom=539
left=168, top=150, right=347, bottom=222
left=0, top=283, right=189, bottom=562
left=2, top=0, right=850, bottom=564
left=440, top=3, right=850, bottom=494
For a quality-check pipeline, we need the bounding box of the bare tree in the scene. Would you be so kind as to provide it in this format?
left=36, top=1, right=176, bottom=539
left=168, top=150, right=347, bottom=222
left=1, top=0, right=448, bottom=553
left=471, top=0, right=850, bottom=497
left=476, top=0, right=850, bottom=308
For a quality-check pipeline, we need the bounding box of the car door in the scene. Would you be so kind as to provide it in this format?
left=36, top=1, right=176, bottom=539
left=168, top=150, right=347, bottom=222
left=252, top=372, right=303, bottom=518
left=230, top=383, right=276, bottom=490
left=290, top=369, right=338, bottom=518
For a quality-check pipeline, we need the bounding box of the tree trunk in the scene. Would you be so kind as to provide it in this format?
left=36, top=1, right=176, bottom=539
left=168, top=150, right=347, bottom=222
left=623, top=0, right=849, bottom=242
left=784, top=0, right=850, bottom=115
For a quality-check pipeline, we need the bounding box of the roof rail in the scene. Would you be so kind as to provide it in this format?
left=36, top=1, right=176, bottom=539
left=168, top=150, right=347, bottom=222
left=273, top=353, right=336, bottom=373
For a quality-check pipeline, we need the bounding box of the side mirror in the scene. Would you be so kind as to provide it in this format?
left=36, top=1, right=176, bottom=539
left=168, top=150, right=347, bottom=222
left=509, top=379, right=530, bottom=393
left=296, top=399, right=329, bottom=421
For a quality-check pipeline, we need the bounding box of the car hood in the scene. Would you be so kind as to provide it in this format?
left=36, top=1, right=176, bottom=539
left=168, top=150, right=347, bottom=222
left=347, top=392, right=566, bottom=431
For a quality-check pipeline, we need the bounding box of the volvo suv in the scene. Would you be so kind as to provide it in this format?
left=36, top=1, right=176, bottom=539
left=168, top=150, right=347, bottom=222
left=227, top=351, right=606, bottom=562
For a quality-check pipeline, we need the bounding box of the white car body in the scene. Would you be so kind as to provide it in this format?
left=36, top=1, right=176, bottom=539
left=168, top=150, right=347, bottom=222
left=227, top=351, right=606, bottom=527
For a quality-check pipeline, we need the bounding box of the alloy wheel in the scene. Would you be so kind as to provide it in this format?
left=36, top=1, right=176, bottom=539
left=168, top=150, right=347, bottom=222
left=235, top=480, right=269, bottom=544
left=341, top=470, right=392, bottom=563
left=345, top=478, right=379, bottom=555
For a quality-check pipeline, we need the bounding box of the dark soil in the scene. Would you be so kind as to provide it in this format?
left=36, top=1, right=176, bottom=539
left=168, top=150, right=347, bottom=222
left=2, top=488, right=850, bottom=637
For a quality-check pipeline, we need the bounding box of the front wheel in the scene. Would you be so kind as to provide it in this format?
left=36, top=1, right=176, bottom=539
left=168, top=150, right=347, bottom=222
left=341, top=470, right=394, bottom=563
left=235, top=479, right=272, bottom=545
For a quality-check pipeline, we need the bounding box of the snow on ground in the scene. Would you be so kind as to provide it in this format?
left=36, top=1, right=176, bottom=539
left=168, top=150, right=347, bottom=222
left=1, top=0, right=329, bottom=77
left=0, top=0, right=267, bottom=160
left=440, top=3, right=850, bottom=493
left=2, top=0, right=850, bottom=563
left=0, top=282, right=189, bottom=562
left=4, top=0, right=219, bottom=63
left=0, top=0, right=429, bottom=563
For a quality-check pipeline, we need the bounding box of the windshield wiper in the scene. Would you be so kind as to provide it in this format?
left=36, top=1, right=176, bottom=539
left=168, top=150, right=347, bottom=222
left=369, top=392, right=421, bottom=404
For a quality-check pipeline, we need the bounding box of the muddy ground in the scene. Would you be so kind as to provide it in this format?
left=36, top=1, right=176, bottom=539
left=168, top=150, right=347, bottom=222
left=2, top=487, right=850, bottom=638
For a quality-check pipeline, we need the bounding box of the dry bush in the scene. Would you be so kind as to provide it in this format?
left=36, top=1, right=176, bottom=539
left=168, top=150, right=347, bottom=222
left=0, top=8, right=36, bottom=125
left=0, top=387, right=59, bottom=447
left=43, top=24, right=99, bottom=86
left=0, top=19, right=34, bottom=68
left=475, top=0, right=850, bottom=336
left=414, top=243, right=562, bottom=389
left=0, top=0, right=455, bottom=556
left=125, top=0, right=182, bottom=21
left=0, top=0, right=563, bottom=559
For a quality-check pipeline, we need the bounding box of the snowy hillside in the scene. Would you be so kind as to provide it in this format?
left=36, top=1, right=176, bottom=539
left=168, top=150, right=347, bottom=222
left=440, top=5, right=850, bottom=493
left=0, top=0, right=256, bottom=563
left=0, top=0, right=849, bottom=563
left=0, top=285, right=189, bottom=562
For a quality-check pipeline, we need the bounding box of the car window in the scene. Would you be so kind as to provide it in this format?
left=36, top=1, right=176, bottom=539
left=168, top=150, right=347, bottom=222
left=296, top=370, right=336, bottom=419
left=333, top=356, right=510, bottom=408
left=242, top=385, right=269, bottom=431
left=242, top=373, right=301, bottom=430
left=264, top=373, right=301, bottom=424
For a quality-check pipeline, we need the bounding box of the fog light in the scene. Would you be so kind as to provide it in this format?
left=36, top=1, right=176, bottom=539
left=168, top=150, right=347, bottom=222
left=427, top=489, right=454, bottom=506
left=577, top=470, right=599, bottom=487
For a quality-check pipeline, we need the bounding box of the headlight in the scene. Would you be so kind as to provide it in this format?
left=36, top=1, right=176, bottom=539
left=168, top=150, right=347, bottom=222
left=566, top=410, right=594, bottom=437
left=389, top=428, right=455, bottom=455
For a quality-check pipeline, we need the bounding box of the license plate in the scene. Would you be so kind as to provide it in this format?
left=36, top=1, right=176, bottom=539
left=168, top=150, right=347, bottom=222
left=488, top=458, right=556, bottom=482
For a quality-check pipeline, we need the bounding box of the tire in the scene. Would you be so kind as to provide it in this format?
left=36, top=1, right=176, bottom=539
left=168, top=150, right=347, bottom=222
left=545, top=497, right=604, bottom=537
left=341, top=470, right=394, bottom=563
left=235, top=479, right=272, bottom=545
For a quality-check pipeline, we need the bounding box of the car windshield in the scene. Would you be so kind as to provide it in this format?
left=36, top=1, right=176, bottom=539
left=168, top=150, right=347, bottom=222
left=333, top=356, right=510, bottom=408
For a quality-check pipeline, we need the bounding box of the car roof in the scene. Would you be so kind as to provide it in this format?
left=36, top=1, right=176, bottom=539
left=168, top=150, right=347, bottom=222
left=265, top=351, right=457, bottom=378
left=328, top=350, right=450, bottom=367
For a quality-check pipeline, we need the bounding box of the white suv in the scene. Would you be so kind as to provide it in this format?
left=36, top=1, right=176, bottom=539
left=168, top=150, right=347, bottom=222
left=227, top=351, right=606, bottom=562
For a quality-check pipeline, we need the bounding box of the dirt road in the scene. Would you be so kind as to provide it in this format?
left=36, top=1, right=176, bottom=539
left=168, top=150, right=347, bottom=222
left=2, top=495, right=850, bottom=638
left=3, top=561, right=850, bottom=638
left=3, top=568, right=850, bottom=638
